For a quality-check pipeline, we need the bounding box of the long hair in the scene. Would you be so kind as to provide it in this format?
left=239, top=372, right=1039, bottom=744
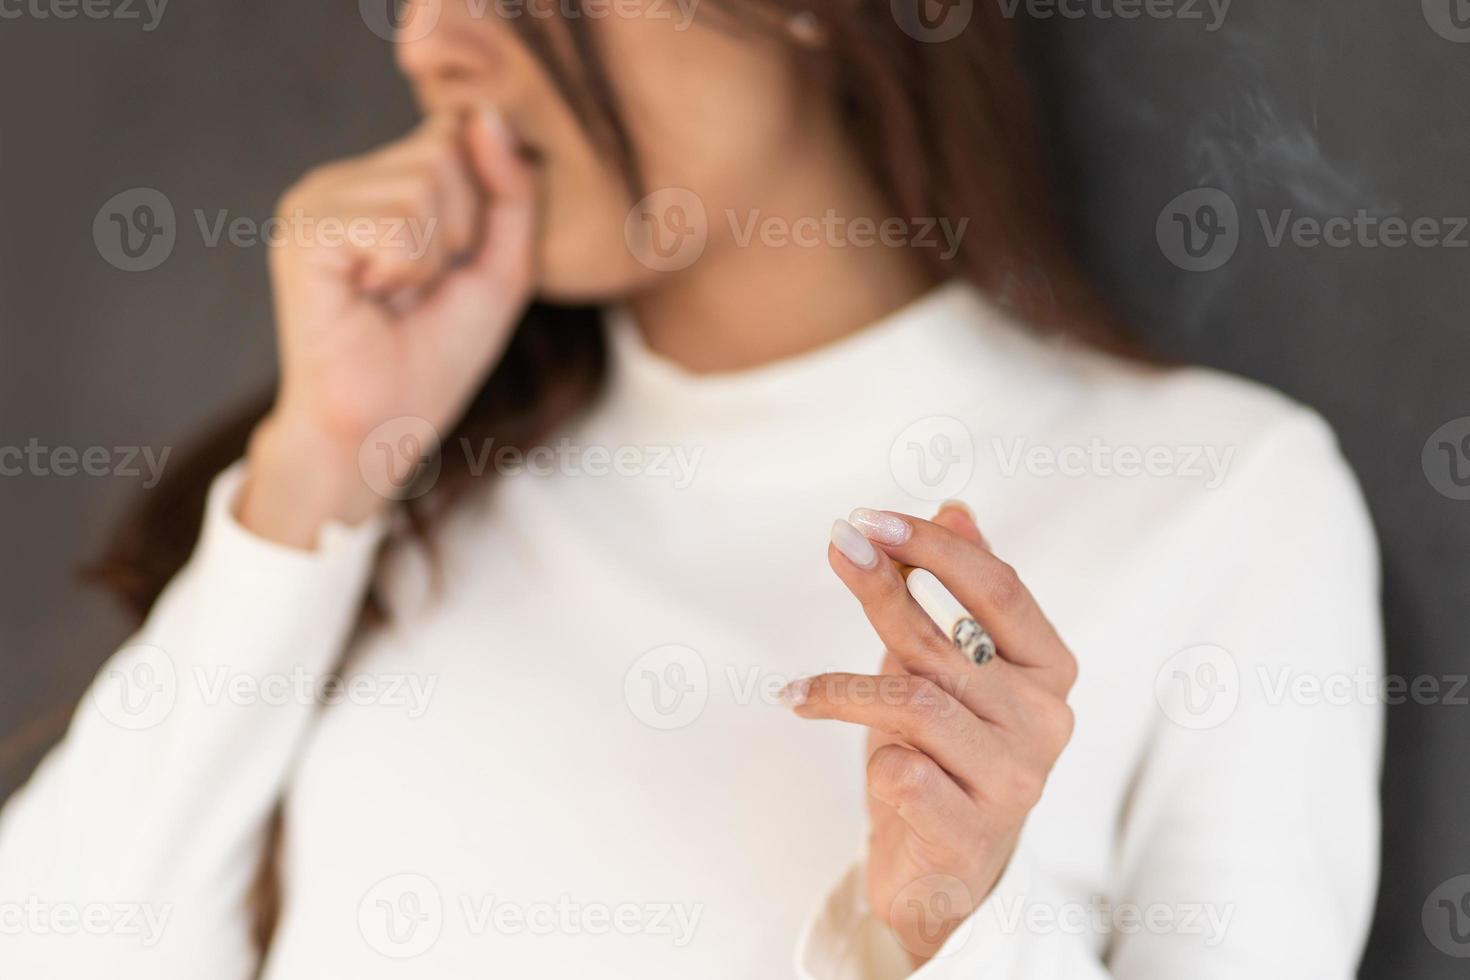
left=84, top=0, right=1131, bottom=958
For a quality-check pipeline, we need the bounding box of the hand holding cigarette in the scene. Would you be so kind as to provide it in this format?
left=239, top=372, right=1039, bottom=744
left=784, top=503, right=1078, bottom=964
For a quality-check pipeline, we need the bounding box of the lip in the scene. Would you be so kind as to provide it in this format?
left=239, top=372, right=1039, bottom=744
left=515, top=139, right=546, bottom=167
left=492, top=112, right=544, bottom=166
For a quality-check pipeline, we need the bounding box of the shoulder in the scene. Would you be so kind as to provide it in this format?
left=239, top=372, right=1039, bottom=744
left=987, top=329, right=1380, bottom=605
left=1034, top=336, right=1367, bottom=513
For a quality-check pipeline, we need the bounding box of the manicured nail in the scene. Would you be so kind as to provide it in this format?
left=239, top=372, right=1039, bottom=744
left=481, top=106, right=511, bottom=142
left=849, top=508, right=911, bottom=545
left=779, top=676, right=812, bottom=708
left=831, top=519, right=879, bottom=568
left=938, top=499, right=974, bottom=521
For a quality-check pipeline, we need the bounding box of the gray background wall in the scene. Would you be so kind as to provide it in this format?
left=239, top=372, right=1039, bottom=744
left=1, top=2, right=1466, bottom=976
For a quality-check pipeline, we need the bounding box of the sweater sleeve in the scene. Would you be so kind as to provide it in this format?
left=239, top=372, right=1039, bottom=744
left=0, top=463, right=387, bottom=979
left=796, top=413, right=1383, bottom=979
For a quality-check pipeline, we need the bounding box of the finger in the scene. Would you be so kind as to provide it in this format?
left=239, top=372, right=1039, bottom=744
left=934, top=499, right=986, bottom=550
left=460, top=106, right=538, bottom=290
left=378, top=113, right=484, bottom=264
left=321, top=167, right=475, bottom=292
left=828, top=520, right=971, bottom=682
left=830, top=520, right=1026, bottom=725
left=786, top=672, right=996, bottom=793
left=866, top=743, right=978, bottom=852
left=849, top=510, right=1075, bottom=693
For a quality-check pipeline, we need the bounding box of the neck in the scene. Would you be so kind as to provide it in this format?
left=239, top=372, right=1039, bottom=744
left=628, top=143, right=936, bottom=374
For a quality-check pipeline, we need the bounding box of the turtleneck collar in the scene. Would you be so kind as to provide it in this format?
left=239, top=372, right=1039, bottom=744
left=598, top=279, right=1061, bottom=442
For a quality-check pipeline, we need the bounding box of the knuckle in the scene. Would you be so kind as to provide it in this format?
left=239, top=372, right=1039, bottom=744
left=1004, top=761, right=1047, bottom=809
left=1057, top=651, right=1080, bottom=691
left=401, top=179, right=438, bottom=219
left=904, top=676, right=946, bottom=719
left=432, top=149, right=467, bottom=191
left=869, top=568, right=909, bottom=607
left=1045, top=701, right=1076, bottom=752
left=869, top=747, right=936, bottom=803
left=984, top=560, right=1025, bottom=611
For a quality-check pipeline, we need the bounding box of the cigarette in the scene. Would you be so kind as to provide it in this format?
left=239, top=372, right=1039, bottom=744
left=901, top=566, right=996, bottom=665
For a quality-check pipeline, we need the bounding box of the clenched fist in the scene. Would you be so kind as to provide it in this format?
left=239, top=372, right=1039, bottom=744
left=240, top=108, right=540, bottom=546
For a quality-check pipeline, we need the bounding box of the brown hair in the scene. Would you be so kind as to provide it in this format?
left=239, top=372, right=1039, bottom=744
left=87, top=0, right=1130, bottom=960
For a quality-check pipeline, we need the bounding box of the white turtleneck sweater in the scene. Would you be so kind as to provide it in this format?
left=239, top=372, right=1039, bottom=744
left=0, top=282, right=1381, bottom=979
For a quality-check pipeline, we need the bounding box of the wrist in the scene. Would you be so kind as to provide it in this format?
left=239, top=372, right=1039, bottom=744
left=238, top=415, right=388, bottom=548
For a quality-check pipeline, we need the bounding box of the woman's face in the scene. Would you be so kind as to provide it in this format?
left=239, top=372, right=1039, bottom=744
left=394, top=0, right=827, bottom=302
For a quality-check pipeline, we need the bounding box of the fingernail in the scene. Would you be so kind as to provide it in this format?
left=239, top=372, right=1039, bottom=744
left=779, top=676, right=812, bottom=707
left=831, top=519, right=879, bottom=568
left=938, top=499, right=974, bottom=521
left=480, top=106, right=510, bottom=141
left=849, top=508, right=911, bottom=545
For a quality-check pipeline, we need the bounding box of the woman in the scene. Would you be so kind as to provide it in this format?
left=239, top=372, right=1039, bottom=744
left=0, top=0, right=1380, bottom=977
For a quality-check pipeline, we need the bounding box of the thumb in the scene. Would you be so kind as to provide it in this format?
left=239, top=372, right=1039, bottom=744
left=458, top=106, right=539, bottom=293
left=418, top=108, right=539, bottom=342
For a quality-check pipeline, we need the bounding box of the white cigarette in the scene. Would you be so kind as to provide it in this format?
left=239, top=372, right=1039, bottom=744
left=904, top=567, right=996, bottom=664
left=904, top=568, right=970, bottom=638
